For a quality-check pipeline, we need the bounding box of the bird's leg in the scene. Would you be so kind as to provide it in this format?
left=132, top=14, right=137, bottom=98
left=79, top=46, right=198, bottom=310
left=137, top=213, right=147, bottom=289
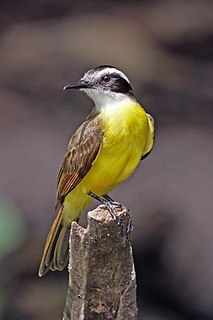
left=88, top=191, right=121, bottom=220
left=103, top=194, right=133, bottom=232
left=88, top=191, right=105, bottom=203
left=88, top=191, right=133, bottom=233
left=103, top=194, right=114, bottom=202
left=103, top=194, right=123, bottom=208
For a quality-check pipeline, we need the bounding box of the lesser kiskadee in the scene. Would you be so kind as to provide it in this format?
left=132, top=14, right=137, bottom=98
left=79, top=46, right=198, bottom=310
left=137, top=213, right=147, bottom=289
left=38, top=65, right=155, bottom=277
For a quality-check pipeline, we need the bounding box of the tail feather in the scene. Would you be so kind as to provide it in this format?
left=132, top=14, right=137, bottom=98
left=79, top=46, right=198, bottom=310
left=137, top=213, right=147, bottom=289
left=52, top=226, right=70, bottom=271
left=38, top=206, right=70, bottom=277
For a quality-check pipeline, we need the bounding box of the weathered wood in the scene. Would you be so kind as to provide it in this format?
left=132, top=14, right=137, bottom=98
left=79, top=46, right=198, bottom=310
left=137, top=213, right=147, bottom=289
left=63, top=204, right=137, bottom=320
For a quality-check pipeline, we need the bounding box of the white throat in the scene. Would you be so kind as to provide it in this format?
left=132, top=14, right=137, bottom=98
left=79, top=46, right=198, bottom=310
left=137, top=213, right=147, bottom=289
left=81, top=88, right=129, bottom=110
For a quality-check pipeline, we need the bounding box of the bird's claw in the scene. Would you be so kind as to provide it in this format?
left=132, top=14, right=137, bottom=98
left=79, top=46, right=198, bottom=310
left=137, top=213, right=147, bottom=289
left=88, top=191, right=133, bottom=233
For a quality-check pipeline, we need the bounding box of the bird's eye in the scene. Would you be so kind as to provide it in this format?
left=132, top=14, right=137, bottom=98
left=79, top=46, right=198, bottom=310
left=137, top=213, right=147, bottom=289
left=101, top=74, right=111, bottom=83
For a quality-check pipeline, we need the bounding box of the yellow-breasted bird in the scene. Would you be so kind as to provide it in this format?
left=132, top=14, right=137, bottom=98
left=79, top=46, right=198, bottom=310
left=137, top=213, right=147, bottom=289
left=38, top=65, right=155, bottom=277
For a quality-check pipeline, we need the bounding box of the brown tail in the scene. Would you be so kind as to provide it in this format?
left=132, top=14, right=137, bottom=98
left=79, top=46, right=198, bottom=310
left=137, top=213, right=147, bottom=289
left=38, top=206, right=70, bottom=277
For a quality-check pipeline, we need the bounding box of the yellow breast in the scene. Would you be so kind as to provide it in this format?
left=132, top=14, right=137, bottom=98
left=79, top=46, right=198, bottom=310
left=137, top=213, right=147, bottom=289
left=83, top=98, right=149, bottom=194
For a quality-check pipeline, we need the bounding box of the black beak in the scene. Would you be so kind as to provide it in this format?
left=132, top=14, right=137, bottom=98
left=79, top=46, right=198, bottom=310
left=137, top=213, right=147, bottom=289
left=63, top=80, right=90, bottom=91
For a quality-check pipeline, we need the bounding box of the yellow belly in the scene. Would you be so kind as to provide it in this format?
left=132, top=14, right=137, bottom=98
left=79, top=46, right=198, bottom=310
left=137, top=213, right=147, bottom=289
left=63, top=99, right=149, bottom=225
left=83, top=134, right=143, bottom=194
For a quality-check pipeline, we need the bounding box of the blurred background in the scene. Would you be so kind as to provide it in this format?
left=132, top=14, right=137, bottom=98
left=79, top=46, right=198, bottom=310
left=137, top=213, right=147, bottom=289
left=0, top=0, right=213, bottom=319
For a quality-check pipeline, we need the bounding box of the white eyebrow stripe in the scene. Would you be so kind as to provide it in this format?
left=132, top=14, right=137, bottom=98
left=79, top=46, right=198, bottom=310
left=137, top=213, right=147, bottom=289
left=97, top=68, right=130, bottom=84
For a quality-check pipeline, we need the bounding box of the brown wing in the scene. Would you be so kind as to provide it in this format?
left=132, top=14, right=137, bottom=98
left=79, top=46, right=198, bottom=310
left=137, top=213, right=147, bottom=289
left=55, top=118, right=103, bottom=208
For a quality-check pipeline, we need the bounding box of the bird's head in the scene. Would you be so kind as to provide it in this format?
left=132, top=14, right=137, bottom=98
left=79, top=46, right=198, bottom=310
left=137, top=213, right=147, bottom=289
left=64, top=65, right=135, bottom=108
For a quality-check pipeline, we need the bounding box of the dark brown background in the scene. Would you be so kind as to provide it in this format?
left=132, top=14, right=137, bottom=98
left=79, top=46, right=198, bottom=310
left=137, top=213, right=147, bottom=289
left=0, top=0, right=213, bottom=319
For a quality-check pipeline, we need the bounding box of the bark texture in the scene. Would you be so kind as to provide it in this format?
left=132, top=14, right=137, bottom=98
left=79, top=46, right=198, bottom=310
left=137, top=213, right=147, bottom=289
left=63, top=204, right=137, bottom=320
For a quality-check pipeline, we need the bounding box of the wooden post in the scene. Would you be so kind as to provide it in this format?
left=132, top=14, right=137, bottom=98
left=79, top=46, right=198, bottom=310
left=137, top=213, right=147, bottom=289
left=63, top=204, right=138, bottom=320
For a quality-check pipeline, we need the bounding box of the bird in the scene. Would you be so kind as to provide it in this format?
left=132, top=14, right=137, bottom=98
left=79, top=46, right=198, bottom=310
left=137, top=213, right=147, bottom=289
left=38, top=65, right=155, bottom=277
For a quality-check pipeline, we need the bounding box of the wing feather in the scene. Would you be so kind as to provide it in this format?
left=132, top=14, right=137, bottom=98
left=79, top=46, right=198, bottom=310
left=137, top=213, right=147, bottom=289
left=141, top=113, right=155, bottom=160
left=56, top=118, right=103, bottom=208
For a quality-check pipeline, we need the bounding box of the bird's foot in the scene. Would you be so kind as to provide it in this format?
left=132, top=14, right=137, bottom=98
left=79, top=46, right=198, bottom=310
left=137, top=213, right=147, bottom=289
left=126, top=212, right=134, bottom=233
left=88, top=191, right=122, bottom=220
left=88, top=191, right=133, bottom=233
left=103, top=194, right=123, bottom=209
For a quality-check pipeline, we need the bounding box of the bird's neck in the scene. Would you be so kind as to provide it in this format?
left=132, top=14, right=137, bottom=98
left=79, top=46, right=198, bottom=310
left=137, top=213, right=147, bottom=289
left=83, top=89, right=135, bottom=111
